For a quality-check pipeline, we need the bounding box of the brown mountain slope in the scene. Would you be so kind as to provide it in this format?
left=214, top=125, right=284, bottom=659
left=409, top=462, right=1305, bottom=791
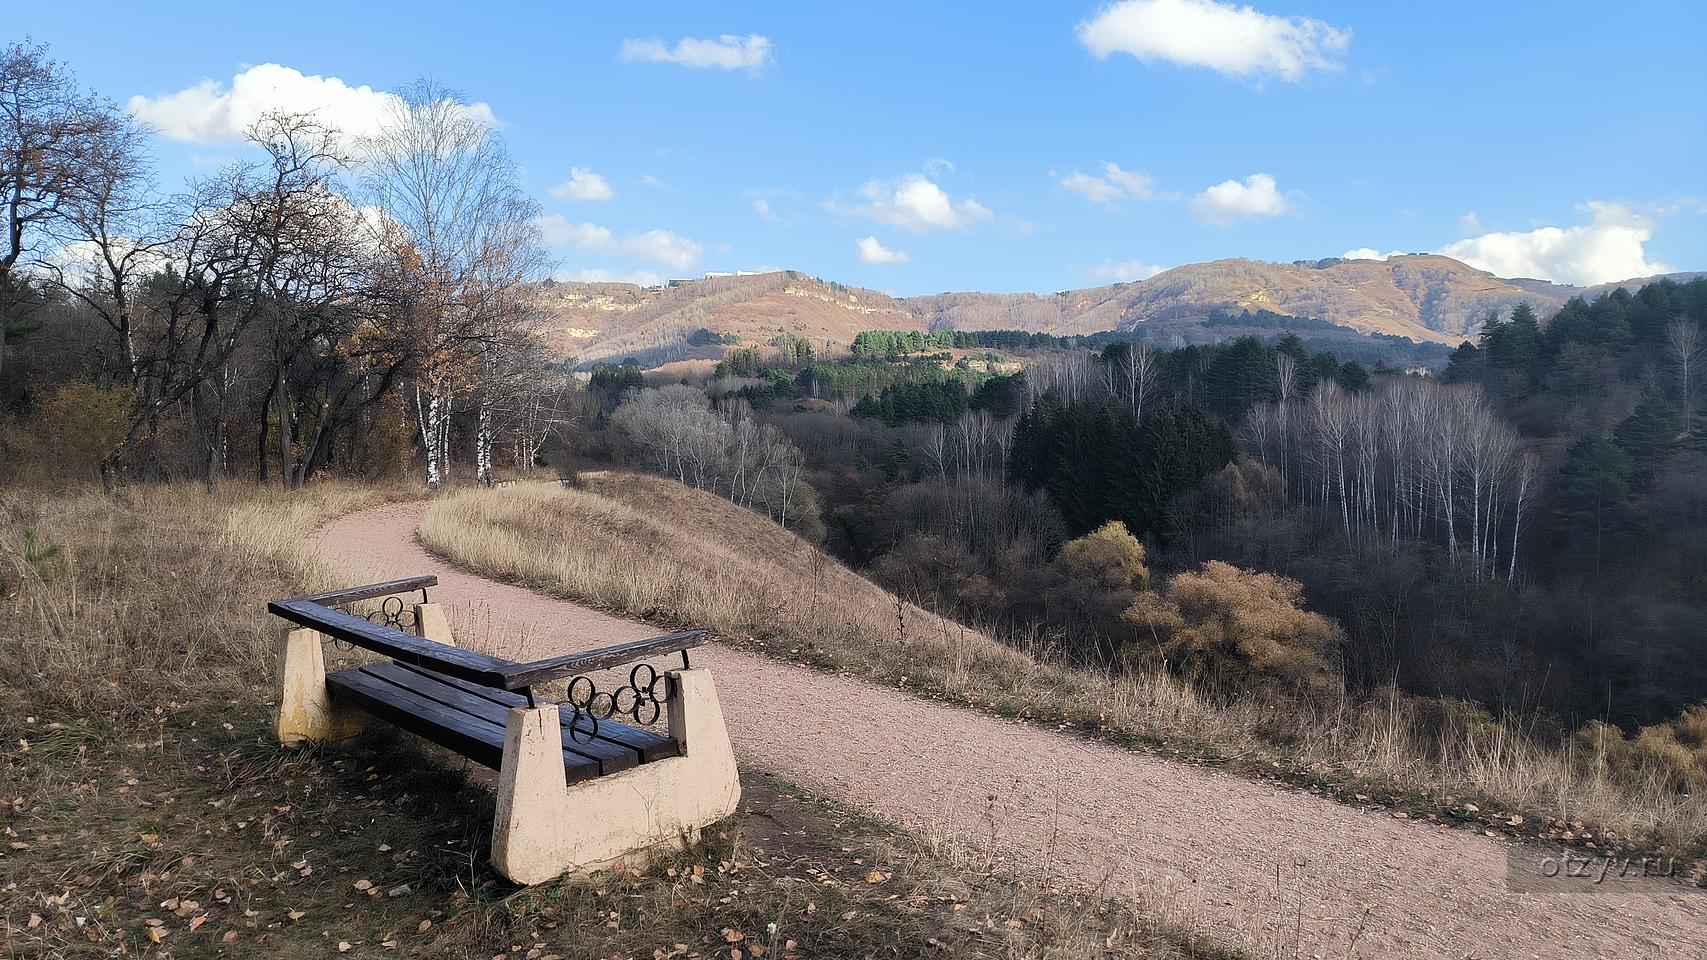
left=538, top=258, right=1691, bottom=366
left=538, top=273, right=920, bottom=367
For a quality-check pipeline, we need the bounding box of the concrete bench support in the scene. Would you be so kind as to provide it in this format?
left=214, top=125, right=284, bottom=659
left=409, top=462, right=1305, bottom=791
left=276, top=603, right=450, bottom=744
left=275, top=628, right=365, bottom=744
left=413, top=601, right=455, bottom=647
left=491, top=667, right=741, bottom=884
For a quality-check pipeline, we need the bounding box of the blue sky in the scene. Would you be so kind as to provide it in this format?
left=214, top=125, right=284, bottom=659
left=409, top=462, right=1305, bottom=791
left=15, top=0, right=1705, bottom=294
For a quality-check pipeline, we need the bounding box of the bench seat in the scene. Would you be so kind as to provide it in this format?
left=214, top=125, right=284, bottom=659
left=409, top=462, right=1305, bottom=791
left=273, top=576, right=737, bottom=884
left=327, top=660, right=679, bottom=784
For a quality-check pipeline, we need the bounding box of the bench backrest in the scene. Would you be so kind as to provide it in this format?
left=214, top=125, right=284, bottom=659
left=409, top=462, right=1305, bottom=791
left=269, top=578, right=713, bottom=693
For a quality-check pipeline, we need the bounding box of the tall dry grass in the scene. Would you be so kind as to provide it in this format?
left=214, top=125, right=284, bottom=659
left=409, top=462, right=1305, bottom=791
left=0, top=481, right=400, bottom=721
left=0, top=478, right=1239, bottom=960
left=421, top=474, right=1707, bottom=855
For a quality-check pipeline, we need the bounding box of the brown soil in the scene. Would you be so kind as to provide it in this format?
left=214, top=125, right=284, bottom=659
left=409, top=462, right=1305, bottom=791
left=313, top=501, right=1706, bottom=959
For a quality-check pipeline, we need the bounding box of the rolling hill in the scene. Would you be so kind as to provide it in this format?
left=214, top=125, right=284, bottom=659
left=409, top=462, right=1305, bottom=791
left=538, top=256, right=1696, bottom=368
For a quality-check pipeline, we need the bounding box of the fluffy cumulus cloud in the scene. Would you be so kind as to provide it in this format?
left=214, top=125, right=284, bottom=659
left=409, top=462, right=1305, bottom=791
left=551, top=167, right=613, bottom=201
left=1077, top=0, right=1350, bottom=82
left=1189, top=172, right=1291, bottom=225
left=620, top=35, right=773, bottom=72
left=855, top=236, right=909, bottom=265
left=852, top=174, right=993, bottom=232
left=127, top=63, right=496, bottom=145
left=1061, top=162, right=1156, bottom=206
left=1340, top=247, right=1404, bottom=261
left=557, top=267, right=663, bottom=286
left=535, top=216, right=701, bottom=271
left=1436, top=202, right=1675, bottom=286
left=1092, top=259, right=1169, bottom=281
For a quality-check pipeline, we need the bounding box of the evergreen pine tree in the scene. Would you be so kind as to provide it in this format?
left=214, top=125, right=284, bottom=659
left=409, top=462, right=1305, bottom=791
left=1613, top=393, right=1681, bottom=482
left=882, top=439, right=913, bottom=483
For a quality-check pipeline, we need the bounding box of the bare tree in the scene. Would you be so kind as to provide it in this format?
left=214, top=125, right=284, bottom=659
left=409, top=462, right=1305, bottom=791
left=1507, top=452, right=1538, bottom=583
left=1668, top=317, right=1702, bottom=427
left=361, top=79, right=543, bottom=486
left=0, top=40, right=138, bottom=400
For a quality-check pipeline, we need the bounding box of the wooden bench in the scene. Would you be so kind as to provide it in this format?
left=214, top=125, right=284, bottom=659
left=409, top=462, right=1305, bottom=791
left=268, top=576, right=740, bottom=884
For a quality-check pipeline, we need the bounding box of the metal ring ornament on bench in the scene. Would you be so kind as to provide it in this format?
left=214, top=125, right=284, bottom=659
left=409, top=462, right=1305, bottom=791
left=320, top=595, right=416, bottom=651
left=362, top=595, right=417, bottom=631
left=559, top=662, right=677, bottom=743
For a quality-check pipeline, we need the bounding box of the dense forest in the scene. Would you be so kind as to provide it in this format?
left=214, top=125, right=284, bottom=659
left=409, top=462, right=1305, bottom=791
left=591, top=280, right=1707, bottom=746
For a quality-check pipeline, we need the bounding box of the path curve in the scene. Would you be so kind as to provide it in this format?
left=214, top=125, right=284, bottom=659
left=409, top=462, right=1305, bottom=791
left=313, top=501, right=1703, bottom=959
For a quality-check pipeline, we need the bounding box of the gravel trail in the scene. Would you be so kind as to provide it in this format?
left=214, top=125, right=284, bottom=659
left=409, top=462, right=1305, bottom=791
left=313, top=501, right=1704, bottom=959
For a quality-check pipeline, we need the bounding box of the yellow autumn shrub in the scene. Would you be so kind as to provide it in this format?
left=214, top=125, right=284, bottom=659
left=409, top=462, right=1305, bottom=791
left=1124, top=560, right=1342, bottom=696
left=1053, top=520, right=1150, bottom=592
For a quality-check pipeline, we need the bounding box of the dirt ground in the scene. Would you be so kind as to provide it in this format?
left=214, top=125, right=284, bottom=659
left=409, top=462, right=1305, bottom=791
left=315, top=501, right=1707, bottom=959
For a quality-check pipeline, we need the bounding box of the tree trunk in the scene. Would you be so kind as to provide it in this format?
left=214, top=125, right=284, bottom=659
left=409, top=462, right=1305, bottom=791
left=475, top=394, right=494, bottom=486
left=274, top=361, right=293, bottom=488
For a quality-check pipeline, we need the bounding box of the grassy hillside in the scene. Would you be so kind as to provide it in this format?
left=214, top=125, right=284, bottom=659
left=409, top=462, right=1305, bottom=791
left=538, top=258, right=1688, bottom=369
left=539, top=273, right=920, bottom=368
left=422, top=476, right=1707, bottom=865
left=0, top=483, right=1204, bottom=959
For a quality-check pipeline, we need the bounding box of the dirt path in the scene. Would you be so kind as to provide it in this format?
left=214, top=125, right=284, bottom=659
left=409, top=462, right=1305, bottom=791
left=313, top=502, right=1703, bottom=959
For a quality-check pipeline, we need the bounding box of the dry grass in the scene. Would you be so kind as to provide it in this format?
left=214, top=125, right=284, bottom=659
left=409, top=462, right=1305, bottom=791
left=0, top=480, right=1223, bottom=958
left=0, top=481, right=400, bottom=717
left=420, top=475, right=1707, bottom=862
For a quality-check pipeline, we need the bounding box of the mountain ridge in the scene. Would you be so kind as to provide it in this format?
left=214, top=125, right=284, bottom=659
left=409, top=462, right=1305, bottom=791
left=537, top=255, right=1699, bottom=367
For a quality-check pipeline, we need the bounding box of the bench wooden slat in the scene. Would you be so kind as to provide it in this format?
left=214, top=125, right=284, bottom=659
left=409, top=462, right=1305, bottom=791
left=327, top=667, right=605, bottom=781
left=326, top=668, right=509, bottom=769
left=384, top=661, right=680, bottom=766
left=302, top=576, right=438, bottom=607
left=269, top=598, right=515, bottom=687
left=497, top=630, right=713, bottom=689
left=567, top=714, right=679, bottom=764
left=361, top=662, right=636, bottom=779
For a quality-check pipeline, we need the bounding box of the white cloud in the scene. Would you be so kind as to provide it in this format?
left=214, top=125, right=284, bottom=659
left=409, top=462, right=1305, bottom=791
left=1092, top=259, right=1169, bottom=281
left=620, top=35, right=773, bottom=73
left=855, top=236, right=909, bottom=265
left=850, top=174, right=993, bottom=232
left=744, top=186, right=799, bottom=224
left=1458, top=211, right=1482, bottom=235
left=31, top=238, right=171, bottom=288
left=128, top=63, right=495, bottom=145
left=1062, top=171, right=1123, bottom=206
left=557, top=268, right=663, bottom=286
left=1189, top=172, right=1291, bottom=225
left=1103, top=163, right=1155, bottom=198
left=536, top=216, right=701, bottom=270
left=551, top=167, right=613, bottom=201
left=1436, top=202, right=1675, bottom=285
left=1339, top=247, right=1403, bottom=261
left=1077, top=0, right=1350, bottom=82
left=1060, top=162, right=1156, bottom=206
